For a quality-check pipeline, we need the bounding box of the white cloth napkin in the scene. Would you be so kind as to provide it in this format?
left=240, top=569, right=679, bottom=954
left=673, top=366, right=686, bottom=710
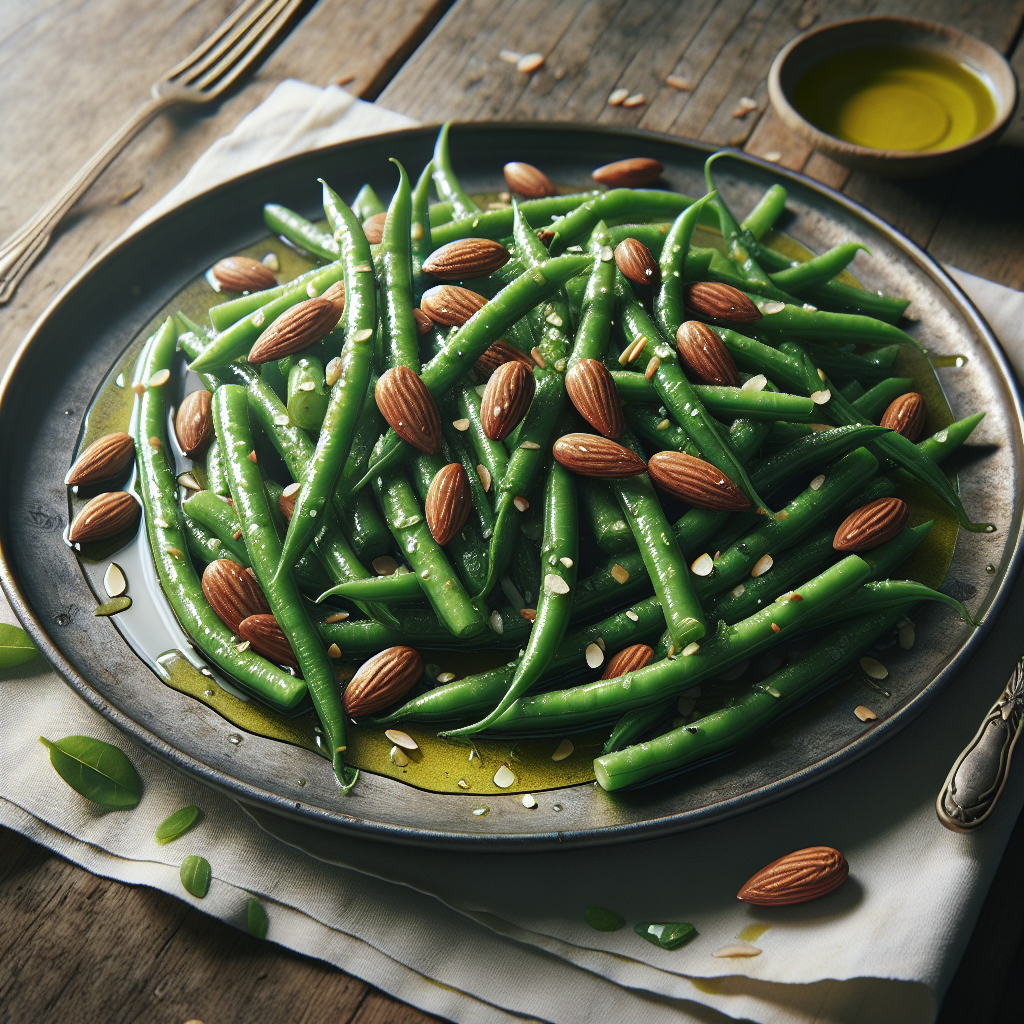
left=3, top=80, right=1024, bottom=1024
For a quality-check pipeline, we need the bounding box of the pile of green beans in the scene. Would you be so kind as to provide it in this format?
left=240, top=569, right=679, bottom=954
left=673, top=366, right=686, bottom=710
left=120, top=126, right=986, bottom=794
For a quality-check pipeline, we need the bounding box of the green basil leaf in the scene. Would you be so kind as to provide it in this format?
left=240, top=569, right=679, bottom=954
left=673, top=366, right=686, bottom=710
left=247, top=897, right=269, bottom=939
left=180, top=855, right=211, bottom=898
left=634, top=921, right=698, bottom=950
left=155, top=805, right=201, bottom=844
left=584, top=906, right=626, bottom=931
left=39, top=735, right=142, bottom=808
left=0, top=623, right=38, bottom=668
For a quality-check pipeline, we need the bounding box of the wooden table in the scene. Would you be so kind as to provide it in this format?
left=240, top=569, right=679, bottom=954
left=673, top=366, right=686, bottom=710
left=2, top=1, right=1022, bottom=1020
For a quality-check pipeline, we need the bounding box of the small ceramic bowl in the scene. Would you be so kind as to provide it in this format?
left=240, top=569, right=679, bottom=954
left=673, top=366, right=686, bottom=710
left=768, top=16, right=1018, bottom=177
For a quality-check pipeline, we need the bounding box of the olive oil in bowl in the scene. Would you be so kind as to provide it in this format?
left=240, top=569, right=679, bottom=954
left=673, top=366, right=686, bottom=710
left=792, top=46, right=996, bottom=153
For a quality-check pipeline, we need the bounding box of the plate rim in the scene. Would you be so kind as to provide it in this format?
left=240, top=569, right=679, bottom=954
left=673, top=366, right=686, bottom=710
left=2, top=121, right=1022, bottom=849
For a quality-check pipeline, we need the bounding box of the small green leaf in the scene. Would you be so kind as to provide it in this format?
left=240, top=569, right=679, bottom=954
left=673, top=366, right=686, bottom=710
left=635, top=921, right=698, bottom=950
left=0, top=623, right=38, bottom=668
left=247, top=897, right=269, bottom=939
left=94, top=596, right=132, bottom=616
left=584, top=906, right=626, bottom=931
left=155, top=805, right=200, bottom=844
left=180, top=855, right=211, bottom=898
left=39, top=735, right=142, bottom=808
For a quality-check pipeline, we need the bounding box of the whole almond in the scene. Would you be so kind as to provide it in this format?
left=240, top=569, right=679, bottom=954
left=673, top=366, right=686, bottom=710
left=68, top=491, right=140, bottom=543
left=212, top=256, right=277, bottom=293
left=473, top=340, right=535, bottom=380
left=481, top=360, right=535, bottom=441
left=422, top=238, right=511, bottom=280
left=880, top=392, right=926, bottom=442
left=648, top=451, right=750, bottom=510
left=412, top=307, right=433, bottom=334
left=614, top=237, right=660, bottom=288
left=565, top=358, right=624, bottom=438
left=676, top=321, right=740, bottom=386
left=238, top=613, right=298, bottom=669
left=321, top=279, right=346, bottom=314
left=344, top=646, right=424, bottom=717
left=684, top=282, right=762, bottom=323
left=552, top=433, right=647, bottom=478
left=503, top=161, right=555, bottom=198
left=592, top=157, right=663, bottom=188
left=425, top=463, right=472, bottom=545
left=248, top=297, right=340, bottom=364
left=421, top=285, right=488, bottom=326
left=65, top=432, right=135, bottom=486
left=737, top=846, right=849, bottom=906
left=362, top=211, right=388, bottom=244
left=202, top=559, right=271, bottom=632
left=175, top=390, right=213, bottom=456
left=833, top=497, right=909, bottom=552
left=602, top=644, right=655, bottom=679
left=375, top=366, right=442, bottom=454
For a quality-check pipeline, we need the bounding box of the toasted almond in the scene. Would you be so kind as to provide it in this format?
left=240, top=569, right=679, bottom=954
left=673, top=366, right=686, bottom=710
left=321, top=279, right=346, bottom=314
left=65, top=432, right=135, bottom=486
left=66, top=489, right=139, bottom=545
left=238, top=613, right=298, bottom=670
left=565, top=358, right=624, bottom=438
left=602, top=643, right=654, bottom=679
left=880, top=392, right=926, bottom=442
left=362, top=211, right=388, bottom=244
left=412, top=307, right=433, bottom=334
left=552, top=433, right=647, bottom=478
left=211, top=256, right=277, bottom=293
left=202, top=559, right=271, bottom=633
left=503, top=162, right=555, bottom=198
left=737, top=846, right=849, bottom=906
left=248, top=297, right=340, bottom=364
left=592, top=157, right=663, bottom=188
left=675, top=321, right=740, bottom=386
left=425, top=463, right=472, bottom=545
left=476, top=464, right=492, bottom=492
left=622, top=93, right=645, bottom=107
left=683, top=282, right=762, bottom=323
left=481, top=360, right=535, bottom=441
left=421, top=284, right=488, bottom=326
left=648, top=451, right=750, bottom=510
left=665, top=74, right=691, bottom=90
left=422, top=238, right=511, bottom=280
left=375, top=366, right=442, bottom=454
left=855, top=705, right=878, bottom=722
left=175, top=390, right=213, bottom=456
left=516, top=52, right=544, bottom=73
left=833, top=497, right=909, bottom=552
left=607, top=87, right=630, bottom=105
left=520, top=608, right=537, bottom=622
left=614, top=237, right=660, bottom=288
left=279, top=489, right=296, bottom=521
left=473, top=340, right=535, bottom=380
left=344, top=646, right=423, bottom=717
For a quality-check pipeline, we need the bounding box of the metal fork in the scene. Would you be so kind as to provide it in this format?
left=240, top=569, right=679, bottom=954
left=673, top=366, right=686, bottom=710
left=0, top=0, right=309, bottom=305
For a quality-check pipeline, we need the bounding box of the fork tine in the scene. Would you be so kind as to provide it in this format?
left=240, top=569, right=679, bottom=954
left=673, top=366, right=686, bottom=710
left=163, top=0, right=268, bottom=82
left=168, top=0, right=281, bottom=86
left=193, top=0, right=305, bottom=96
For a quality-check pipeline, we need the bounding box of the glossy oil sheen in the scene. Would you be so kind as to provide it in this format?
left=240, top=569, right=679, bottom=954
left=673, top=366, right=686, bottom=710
left=792, top=47, right=996, bottom=152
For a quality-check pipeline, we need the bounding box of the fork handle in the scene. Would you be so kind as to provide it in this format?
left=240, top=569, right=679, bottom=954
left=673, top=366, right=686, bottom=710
left=937, top=655, right=1024, bottom=832
left=0, top=94, right=175, bottom=304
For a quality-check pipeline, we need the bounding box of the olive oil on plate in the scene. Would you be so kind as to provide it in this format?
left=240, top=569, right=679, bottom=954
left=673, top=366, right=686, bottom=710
left=793, top=46, right=996, bottom=152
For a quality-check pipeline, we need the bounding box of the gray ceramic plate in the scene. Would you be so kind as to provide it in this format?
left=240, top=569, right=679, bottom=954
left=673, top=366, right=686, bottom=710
left=1, top=124, right=1021, bottom=849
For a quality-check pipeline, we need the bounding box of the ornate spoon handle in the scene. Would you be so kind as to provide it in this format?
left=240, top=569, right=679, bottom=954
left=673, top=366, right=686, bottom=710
left=937, top=656, right=1024, bottom=832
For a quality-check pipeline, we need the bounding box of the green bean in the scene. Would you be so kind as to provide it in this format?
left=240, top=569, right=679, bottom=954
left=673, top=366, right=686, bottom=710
left=740, top=183, right=788, bottom=240
left=485, top=554, right=873, bottom=734
left=432, top=122, right=480, bottom=220
left=189, top=262, right=346, bottom=372
left=263, top=204, right=339, bottom=261
left=411, top=160, right=434, bottom=302
left=581, top=479, right=633, bottom=554
left=716, top=327, right=821, bottom=395
left=380, top=159, right=420, bottom=370
left=205, top=439, right=230, bottom=496
left=353, top=183, right=386, bottom=220
left=624, top=404, right=700, bottom=457
left=748, top=294, right=916, bottom=347
left=612, top=432, right=706, bottom=648
left=275, top=182, right=376, bottom=576
left=132, top=320, right=306, bottom=710
left=430, top=194, right=595, bottom=247
left=209, top=264, right=326, bottom=331
left=181, top=491, right=252, bottom=565
left=337, top=487, right=392, bottom=560
left=442, top=460, right=578, bottom=735
left=769, top=243, right=868, bottom=293
left=602, top=701, right=672, bottom=755
left=212, top=384, right=355, bottom=788
left=802, top=343, right=905, bottom=383
left=456, top=382, right=508, bottom=486
left=811, top=580, right=973, bottom=628
left=851, top=377, right=915, bottom=422
left=440, top=419, right=495, bottom=541
left=616, top=276, right=769, bottom=511
left=509, top=532, right=542, bottom=607
left=594, top=605, right=908, bottom=789
left=428, top=199, right=453, bottom=226
left=654, top=191, right=717, bottom=339
left=319, top=570, right=423, bottom=603
left=567, top=221, right=616, bottom=369
left=372, top=468, right=488, bottom=638
left=286, top=357, right=329, bottom=432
